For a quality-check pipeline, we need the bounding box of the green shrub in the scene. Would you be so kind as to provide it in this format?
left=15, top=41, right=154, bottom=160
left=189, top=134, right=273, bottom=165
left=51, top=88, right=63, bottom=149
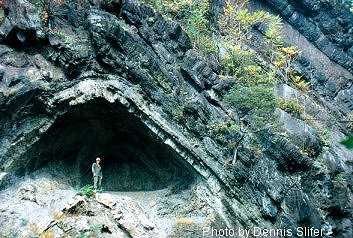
left=76, top=185, right=94, bottom=197
left=219, top=0, right=270, bottom=44
left=219, top=0, right=303, bottom=84
left=141, top=0, right=217, bottom=54
left=224, top=86, right=276, bottom=114
left=313, top=157, right=329, bottom=173
left=218, top=0, right=275, bottom=80
left=223, top=85, right=277, bottom=130
left=291, top=75, right=310, bottom=92
left=219, top=0, right=307, bottom=137
left=318, top=127, right=331, bottom=150
left=276, top=98, right=304, bottom=117
left=219, top=44, right=253, bottom=77
left=264, top=14, right=284, bottom=49
left=207, top=120, right=238, bottom=143
left=263, top=15, right=302, bottom=82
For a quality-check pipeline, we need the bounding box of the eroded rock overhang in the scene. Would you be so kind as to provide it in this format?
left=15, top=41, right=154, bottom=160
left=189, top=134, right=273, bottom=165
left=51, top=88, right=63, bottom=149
left=45, top=78, right=226, bottom=192
left=0, top=76, right=238, bottom=226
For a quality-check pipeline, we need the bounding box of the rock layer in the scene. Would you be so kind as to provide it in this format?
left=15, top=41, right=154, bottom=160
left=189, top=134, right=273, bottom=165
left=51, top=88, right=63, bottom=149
left=0, top=0, right=352, bottom=237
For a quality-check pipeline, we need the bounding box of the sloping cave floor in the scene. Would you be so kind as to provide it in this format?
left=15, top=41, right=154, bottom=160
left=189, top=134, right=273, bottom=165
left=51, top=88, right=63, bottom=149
left=0, top=173, right=214, bottom=237
left=0, top=99, right=219, bottom=237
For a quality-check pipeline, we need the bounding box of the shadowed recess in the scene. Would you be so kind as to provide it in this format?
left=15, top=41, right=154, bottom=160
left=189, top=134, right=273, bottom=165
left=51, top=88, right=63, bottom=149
left=22, top=98, right=196, bottom=191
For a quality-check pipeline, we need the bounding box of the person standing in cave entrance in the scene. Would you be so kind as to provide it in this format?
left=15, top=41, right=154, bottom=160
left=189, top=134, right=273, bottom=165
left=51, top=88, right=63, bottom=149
left=92, top=157, right=103, bottom=195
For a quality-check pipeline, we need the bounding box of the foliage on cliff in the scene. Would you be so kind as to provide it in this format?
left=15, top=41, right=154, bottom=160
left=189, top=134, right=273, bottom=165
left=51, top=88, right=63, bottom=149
left=142, top=0, right=217, bottom=53
left=139, top=0, right=310, bottom=159
left=218, top=0, right=304, bottom=132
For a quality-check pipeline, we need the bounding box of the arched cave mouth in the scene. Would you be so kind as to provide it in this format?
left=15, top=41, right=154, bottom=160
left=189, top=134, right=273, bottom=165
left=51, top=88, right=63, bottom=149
left=22, top=98, right=196, bottom=191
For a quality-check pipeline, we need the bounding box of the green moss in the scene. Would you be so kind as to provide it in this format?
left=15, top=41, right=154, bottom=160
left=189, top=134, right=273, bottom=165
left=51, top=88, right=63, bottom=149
left=172, top=107, right=186, bottom=123
left=313, top=158, right=329, bottom=174
left=49, top=30, right=74, bottom=48
left=116, top=19, right=129, bottom=31
left=155, top=74, right=172, bottom=93
left=334, top=172, right=347, bottom=185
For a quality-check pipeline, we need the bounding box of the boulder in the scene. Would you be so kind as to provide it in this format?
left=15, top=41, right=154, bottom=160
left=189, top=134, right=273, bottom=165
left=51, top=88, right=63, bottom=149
left=18, top=183, right=37, bottom=203
left=63, top=195, right=85, bottom=214
left=0, top=0, right=44, bottom=43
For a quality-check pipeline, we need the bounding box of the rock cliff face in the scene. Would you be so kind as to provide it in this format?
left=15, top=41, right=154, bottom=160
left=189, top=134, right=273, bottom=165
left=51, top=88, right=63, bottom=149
left=259, top=0, right=353, bottom=109
left=0, top=0, right=352, bottom=237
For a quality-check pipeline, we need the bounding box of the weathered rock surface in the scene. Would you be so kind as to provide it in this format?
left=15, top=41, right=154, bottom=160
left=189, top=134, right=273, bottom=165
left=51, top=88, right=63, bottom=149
left=0, top=0, right=352, bottom=237
left=0, top=174, right=214, bottom=237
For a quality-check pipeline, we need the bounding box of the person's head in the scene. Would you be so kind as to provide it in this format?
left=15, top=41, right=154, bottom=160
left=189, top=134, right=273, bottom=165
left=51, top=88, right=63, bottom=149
left=96, top=157, right=101, bottom=164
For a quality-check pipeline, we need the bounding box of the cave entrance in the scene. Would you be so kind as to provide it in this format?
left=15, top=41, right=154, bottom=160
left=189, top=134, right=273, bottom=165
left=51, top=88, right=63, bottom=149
left=24, top=98, right=195, bottom=191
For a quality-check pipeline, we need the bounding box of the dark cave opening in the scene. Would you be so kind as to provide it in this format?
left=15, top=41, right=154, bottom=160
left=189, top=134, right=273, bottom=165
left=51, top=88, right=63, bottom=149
left=23, top=98, right=196, bottom=191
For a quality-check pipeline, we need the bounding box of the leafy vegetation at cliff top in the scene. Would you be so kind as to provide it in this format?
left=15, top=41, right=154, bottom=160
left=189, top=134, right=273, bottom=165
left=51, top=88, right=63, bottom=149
left=142, top=0, right=217, bottom=53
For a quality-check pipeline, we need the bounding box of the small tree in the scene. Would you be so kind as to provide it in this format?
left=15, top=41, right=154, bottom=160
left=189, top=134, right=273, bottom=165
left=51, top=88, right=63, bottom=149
left=217, top=0, right=286, bottom=164
left=219, top=0, right=270, bottom=45
left=218, top=0, right=272, bottom=78
left=223, top=85, right=278, bottom=164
